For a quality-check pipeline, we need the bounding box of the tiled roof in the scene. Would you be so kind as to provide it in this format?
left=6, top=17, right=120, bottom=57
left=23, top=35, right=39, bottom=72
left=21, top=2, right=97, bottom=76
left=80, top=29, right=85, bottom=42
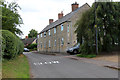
left=21, top=38, right=36, bottom=45
left=39, top=3, right=90, bottom=34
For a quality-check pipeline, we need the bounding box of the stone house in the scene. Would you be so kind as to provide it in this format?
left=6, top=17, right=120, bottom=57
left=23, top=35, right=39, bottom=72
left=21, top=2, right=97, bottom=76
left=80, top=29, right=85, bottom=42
left=37, top=2, right=90, bottom=53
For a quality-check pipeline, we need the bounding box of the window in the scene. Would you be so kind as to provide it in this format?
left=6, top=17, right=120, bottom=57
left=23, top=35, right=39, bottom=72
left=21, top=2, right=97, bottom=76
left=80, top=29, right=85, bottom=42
left=44, top=42, right=46, bottom=48
left=48, top=30, right=51, bottom=36
left=67, top=24, right=69, bottom=32
left=61, top=24, right=63, bottom=31
left=61, top=38, right=64, bottom=46
left=54, top=40, right=56, bottom=46
left=37, top=35, right=39, bottom=38
left=41, top=33, right=42, bottom=37
left=54, top=28, right=56, bottom=34
left=40, top=42, right=42, bottom=48
left=44, top=32, right=46, bottom=37
left=49, top=40, right=51, bottom=47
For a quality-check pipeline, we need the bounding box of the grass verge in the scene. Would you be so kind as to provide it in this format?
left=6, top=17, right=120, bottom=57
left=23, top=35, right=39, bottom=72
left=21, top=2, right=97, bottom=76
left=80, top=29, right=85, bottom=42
left=77, top=54, right=96, bottom=58
left=2, top=54, right=30, bottom=78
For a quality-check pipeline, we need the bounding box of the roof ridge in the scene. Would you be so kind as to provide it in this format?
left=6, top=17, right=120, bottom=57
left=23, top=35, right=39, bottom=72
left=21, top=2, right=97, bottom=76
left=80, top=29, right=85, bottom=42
left=39, top=3, right=90, bottom=34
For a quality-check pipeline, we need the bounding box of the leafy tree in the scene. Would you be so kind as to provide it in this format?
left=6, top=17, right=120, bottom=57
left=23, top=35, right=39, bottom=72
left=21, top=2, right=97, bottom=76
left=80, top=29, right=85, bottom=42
left=1, top=1, right=23, bottom=35
left=75, top=2, right=120, bottom=54
left=28, top=29, right=38, bottom=38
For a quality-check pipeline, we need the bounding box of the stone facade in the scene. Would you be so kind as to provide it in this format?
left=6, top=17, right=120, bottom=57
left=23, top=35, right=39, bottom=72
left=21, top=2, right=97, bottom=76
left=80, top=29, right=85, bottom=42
left=37, top=2, right=90, bottom=53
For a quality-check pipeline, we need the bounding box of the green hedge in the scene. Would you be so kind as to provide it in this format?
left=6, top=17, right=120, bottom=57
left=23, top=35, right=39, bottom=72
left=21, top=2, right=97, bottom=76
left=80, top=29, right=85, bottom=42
left=27, top=43, right=37, bottom=49
left=1, top=30, right=24, bottom=59
left=0, top=35, right=6, bottom=56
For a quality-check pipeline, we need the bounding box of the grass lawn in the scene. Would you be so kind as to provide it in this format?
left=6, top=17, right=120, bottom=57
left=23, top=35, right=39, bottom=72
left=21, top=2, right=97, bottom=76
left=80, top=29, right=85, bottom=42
left=2, top=54, right=30, bottom=78
left=77, top=54, right=96, bottom=58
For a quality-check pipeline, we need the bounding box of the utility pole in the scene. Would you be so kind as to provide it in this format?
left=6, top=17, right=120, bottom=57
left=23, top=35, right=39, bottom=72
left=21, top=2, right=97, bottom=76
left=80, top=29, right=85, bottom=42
left=95, top=0, right=98, bottom=55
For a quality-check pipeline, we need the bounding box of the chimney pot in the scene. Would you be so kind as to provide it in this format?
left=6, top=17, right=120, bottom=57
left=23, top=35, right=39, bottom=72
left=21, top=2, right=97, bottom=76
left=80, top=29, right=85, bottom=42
left=25, top=36, right=28, bottom=39
left=58, top=11, right=63, bottom=19
left=71, top=2, right=79, bottom=11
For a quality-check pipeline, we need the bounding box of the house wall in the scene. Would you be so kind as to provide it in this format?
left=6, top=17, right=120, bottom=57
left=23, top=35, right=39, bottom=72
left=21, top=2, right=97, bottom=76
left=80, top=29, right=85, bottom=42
left=37, top=3, right=90, bottom=53
left=69, top=3, right=90, bottom=47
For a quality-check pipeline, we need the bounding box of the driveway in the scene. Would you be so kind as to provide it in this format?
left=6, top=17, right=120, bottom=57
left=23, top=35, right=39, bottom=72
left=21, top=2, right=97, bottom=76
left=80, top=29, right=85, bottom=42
left=24, top=52, right=118, bottom=78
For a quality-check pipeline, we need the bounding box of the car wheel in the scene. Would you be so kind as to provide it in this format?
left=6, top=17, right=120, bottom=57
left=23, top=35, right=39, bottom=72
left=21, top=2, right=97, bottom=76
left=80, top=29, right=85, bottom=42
left=73, top=50, right=78, bottom=54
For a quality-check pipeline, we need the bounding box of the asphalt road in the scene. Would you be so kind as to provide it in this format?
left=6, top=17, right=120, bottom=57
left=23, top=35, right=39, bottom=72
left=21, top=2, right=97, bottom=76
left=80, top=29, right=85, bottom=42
left=24, top=52, right=118, bottom=78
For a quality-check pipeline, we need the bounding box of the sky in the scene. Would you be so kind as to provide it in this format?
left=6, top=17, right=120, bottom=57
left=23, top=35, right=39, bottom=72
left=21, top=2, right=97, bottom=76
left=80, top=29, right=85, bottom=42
left=6, top=0, right=120, bottom=39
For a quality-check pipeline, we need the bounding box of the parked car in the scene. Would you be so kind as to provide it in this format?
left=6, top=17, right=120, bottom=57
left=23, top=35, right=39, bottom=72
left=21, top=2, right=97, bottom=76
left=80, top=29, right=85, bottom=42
left=24, top=48, right=29, bottom=52
left=66, top=43, right=80, bottom=55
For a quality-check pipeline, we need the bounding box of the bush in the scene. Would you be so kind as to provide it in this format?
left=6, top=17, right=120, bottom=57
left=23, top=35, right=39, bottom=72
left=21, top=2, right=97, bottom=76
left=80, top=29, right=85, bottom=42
left=1, top=30, right=24, bottom=59
left=27, top=43, right=37, bottom=49
left=79, top=41, right=95, bottom=54
left=0, top=35, right=6, bottom=56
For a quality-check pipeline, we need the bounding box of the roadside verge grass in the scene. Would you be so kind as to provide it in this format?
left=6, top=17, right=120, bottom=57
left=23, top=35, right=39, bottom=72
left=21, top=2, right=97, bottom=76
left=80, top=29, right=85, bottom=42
left=2, top=54, right=30, bottom=78
left=77, top=54, right=96, bottom=58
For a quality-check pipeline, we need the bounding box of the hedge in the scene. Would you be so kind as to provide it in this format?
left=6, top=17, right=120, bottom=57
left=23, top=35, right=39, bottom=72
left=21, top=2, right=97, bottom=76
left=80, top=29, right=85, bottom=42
left=1, top=30, right=24, bottom=59
left=27, top=43, right=37, bottom=49
left=0, top=34, right=6, bottom=56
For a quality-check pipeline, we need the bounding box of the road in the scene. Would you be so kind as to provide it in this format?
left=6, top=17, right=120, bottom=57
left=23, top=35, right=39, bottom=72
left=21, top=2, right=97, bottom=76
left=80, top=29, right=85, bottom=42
left=24, top=52, right=118, bottom=78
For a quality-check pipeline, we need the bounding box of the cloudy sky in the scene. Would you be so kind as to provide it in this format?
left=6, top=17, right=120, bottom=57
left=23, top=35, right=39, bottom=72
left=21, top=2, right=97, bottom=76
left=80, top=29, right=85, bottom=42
left=6, top=0, right=119, bottom=38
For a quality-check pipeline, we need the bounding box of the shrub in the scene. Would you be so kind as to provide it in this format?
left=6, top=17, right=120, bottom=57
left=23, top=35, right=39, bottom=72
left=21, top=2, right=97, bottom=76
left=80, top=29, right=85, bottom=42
left=0, top=35, right=6, bottom=56
left=1, top=30, right=24, bottom=59
left=79, top=41, right=95, bottom=54
left=27, top=43, right=37, bottom=49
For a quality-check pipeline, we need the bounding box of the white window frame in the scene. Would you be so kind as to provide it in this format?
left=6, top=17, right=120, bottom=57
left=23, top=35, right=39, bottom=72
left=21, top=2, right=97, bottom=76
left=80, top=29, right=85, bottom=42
left=41, top=33, right=42, bottom=37
left=40, top=42, right=42, bottom=48
left=48, top=30, right=51, bottom=36
left=49, top=40, right=51, bottom=47
left=61, top=24, right=63, bottom=31
left=44, top=32, right=46, bottom=37
left=37, top=35, right=39, bottom=38
left=44, top=42, right=46, bottom=48
left=54, top=28, right=56, bottom=34
left=54, top=40, right=56, bottom=46
left=61, top=38, right=64, bottom=46
left=67, top=24, right=69, bottom=32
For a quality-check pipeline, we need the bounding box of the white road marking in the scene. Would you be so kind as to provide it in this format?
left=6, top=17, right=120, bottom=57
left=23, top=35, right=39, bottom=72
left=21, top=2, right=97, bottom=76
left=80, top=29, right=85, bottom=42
left=40, top=62, right=43, bottom=65
left=56, top=61, right=59, bottom=63
left=52, top=61, right=57, bottom=63
left=49, top=62, right=52, bottom=64
left=34, top=63, right=37, bottom=65
left=44, top=62, right=47, bottom=64
left=33, top=61, right=60, bottom=66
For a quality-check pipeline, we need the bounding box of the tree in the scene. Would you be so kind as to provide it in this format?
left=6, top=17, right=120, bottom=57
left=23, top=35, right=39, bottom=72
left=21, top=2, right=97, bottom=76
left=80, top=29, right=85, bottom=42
left=1, top=1, right=23, bottom=35
left=75, top=2, right=120, bottom=54
left=28, top=29, right=38, bottom=38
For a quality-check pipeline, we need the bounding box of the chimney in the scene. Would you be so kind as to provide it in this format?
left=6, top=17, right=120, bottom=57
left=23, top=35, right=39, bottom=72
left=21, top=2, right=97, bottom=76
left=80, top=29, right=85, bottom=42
left=58, top=11, right=63, bottom=19
left=71, top=2, right=79, bottom=12
left=49, top=19, right=54, bottom=24
left=25, top=36, right=28, bottom=39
